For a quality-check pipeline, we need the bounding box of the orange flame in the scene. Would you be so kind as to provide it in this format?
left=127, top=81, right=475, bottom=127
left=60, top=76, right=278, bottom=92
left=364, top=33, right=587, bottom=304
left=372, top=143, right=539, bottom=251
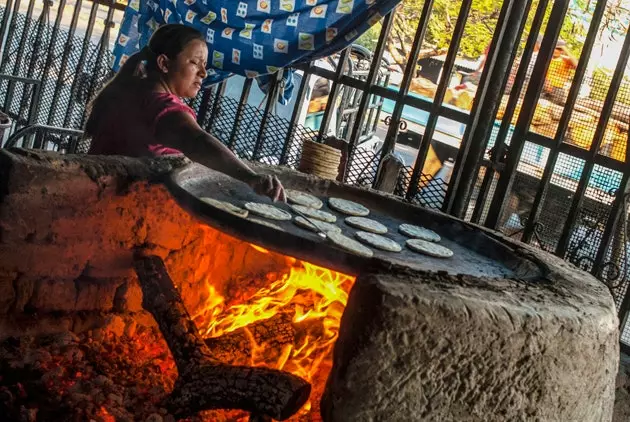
left=192, top=259, right=355, bottom=416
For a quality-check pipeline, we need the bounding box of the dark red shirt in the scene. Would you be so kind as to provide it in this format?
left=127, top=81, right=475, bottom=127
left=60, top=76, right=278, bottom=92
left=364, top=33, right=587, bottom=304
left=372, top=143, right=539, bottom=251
left=88, top=91, right=196, bottom=157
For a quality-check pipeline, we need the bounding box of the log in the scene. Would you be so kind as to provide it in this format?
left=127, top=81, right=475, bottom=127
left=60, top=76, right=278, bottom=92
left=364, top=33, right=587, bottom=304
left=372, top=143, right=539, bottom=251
left=204, top=311, right=296, bottom=365
left=133, top=255, right=311, bottom=421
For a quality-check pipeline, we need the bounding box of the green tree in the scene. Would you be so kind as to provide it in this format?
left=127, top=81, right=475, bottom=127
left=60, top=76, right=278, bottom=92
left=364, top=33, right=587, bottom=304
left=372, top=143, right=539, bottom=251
left=353, top=0, right=593, bottom=70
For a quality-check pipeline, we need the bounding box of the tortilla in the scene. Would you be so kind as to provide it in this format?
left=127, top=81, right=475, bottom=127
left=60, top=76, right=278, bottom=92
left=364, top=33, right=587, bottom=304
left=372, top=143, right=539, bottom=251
left=406, top=238, right=453, bottom=258
left=286, top=189, right=323, bottom=209
left=355, top=231, right=401, bottom=252
left=326, top=231, right=374, bottom=258
left=200, top=197, right=248, bottom=218
left=249, top=218, right=285, bottom=231
left=291, top=204, right=337, bottom=223
left=244, top=202, right=292, bottom=221
left=328, top=197, right=370, bottom=217
left=398, top=223, right=441, bottom=242
left=345, top=216, right=387, bottom=234
left=294, top=216, right=342, bottom=234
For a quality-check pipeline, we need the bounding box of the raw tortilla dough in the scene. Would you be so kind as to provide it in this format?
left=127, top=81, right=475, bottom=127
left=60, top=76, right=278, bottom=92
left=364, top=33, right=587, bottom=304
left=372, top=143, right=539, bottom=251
left=244, top=202, right=292, bottom=221
left=355, top=231, right=402, bottom=252
left=399, top=223, right=441, bottom=242
left=294, top=216, right=342, bottom=234
left=326, top=231, right=374, bottom=258
left=345, top=216, right=387, bottom=234
left=406, top=238, right=453, bottom=258
left=328, top=197, right=370, bottom=217
left=200, top=197, right=248, bottom=218
left=286, top=189, right=323, bottom=209
left=292, top=204, right=337, bottom=223
left=248, top=217, right=285, bottom=231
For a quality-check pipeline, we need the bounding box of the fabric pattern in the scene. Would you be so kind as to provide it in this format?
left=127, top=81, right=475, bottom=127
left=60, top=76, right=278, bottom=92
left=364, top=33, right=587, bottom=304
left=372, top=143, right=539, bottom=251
left=112, top=0, right=400, bottom=102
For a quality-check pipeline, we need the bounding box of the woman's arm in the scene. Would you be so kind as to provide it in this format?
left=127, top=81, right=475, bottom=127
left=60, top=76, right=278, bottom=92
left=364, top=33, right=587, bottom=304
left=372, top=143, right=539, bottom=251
left=156, top=111, right=285, bottom=202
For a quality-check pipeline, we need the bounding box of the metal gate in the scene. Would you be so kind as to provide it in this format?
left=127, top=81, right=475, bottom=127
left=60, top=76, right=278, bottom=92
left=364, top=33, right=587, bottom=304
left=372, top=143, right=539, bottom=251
left=1, top=0, right=630, bottom=350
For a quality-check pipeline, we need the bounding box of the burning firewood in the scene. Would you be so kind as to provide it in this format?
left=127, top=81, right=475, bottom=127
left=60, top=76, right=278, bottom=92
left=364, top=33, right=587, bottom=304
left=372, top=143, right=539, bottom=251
left=204, top=311, right=296, bottom=365
left=133, top=255, right=311, bottom=421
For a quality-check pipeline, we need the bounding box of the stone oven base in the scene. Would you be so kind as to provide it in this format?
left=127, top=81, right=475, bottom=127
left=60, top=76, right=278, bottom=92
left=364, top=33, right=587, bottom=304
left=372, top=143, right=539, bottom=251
left=0, top=149, right=621, bottom=421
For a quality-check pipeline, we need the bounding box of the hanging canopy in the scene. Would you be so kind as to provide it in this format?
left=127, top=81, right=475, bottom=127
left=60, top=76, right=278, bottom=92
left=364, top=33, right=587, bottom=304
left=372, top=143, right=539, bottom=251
left=112, top=0, right=401, bottom=102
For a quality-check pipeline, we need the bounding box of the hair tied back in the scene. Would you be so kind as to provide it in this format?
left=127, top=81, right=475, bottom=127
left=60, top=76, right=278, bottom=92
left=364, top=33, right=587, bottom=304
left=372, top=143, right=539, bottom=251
left=133, top=46, right=155, bottom=79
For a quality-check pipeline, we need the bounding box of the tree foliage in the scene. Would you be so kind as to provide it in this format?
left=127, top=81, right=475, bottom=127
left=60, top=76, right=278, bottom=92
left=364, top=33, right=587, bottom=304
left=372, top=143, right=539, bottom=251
left=354, top=0, right=601, bottom=69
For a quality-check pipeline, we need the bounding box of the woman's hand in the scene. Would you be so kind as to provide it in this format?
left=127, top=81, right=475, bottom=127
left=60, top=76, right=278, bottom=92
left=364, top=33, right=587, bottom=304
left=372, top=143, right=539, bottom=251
left=249, top=174, right=286, bottom=202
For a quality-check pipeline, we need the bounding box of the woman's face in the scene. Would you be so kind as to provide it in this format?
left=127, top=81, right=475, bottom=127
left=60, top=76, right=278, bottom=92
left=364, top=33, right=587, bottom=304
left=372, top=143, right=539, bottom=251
left=162, top=39, right=208, bottom=98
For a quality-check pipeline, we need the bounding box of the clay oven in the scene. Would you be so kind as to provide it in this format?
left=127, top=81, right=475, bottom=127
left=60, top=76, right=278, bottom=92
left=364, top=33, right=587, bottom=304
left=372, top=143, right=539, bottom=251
left=0, top=148, right=619, bottom=421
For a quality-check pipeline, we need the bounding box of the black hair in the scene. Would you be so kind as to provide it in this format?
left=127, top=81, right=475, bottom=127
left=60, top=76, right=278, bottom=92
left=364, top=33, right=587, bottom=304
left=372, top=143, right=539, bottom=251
left=85, top=24, right=205, bottom=137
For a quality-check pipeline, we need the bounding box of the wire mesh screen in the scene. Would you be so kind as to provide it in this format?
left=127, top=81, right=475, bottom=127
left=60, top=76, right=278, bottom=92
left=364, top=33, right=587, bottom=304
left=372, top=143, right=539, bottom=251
left=0, top=5, right=114, bottom=131
left=495, top=142, right=548, bottom=245
left=344, top=146, right=380, bottom=188
left=284, top=125, right=319, bottom=169
left=565, top=166, right=624, bottom=298
left=529, top=152, right=584, bottom=252
left=463, top=165, right=487, bottom=221
left=394, top=166, right=413, bottom=199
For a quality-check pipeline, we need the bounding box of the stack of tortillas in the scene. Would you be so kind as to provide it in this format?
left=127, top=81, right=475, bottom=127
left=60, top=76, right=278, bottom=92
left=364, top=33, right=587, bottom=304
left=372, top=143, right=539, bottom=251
left=298, top=140, right=342, bottom=180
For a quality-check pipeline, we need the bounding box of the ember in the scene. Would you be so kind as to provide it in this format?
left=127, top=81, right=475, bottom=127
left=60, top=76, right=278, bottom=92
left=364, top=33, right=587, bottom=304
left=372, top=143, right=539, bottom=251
left=0, top=245, right=353, bottom=422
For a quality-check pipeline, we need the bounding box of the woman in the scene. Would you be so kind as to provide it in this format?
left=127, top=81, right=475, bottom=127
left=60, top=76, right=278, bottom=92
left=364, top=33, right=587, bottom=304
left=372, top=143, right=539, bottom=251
left=86, top=24, right=285, bottom=202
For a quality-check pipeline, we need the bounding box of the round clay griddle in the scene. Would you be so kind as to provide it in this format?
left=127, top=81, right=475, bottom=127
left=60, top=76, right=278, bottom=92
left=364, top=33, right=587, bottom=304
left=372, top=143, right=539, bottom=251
left=165, top=163, right=545, bottom=281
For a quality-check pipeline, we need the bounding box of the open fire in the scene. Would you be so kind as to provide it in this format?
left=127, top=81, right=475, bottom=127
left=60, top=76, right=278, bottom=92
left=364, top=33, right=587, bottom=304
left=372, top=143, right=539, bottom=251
left=193, top=244, right=355, bottom=419
left=0, top=231, right=355, bottom=421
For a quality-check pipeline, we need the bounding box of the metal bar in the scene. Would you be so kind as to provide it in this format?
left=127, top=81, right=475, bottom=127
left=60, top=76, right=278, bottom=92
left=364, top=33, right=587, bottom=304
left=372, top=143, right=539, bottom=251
left=0, top=0, right=16, bottom=61
left=0, top=0, right=19, bottom=74
left=38, top=0, right=68, bottom=124
left=372, top=83, right=472, bottom=123
left=315, top=47, right=351, bottom=142
left=1, top=0, right=23, bottom=109
left=524, top=131, right=626, bottom=173
left=18, top=0, right=50, bottom=126
left=382, top=0, right=435, bottom=156
left=484, top=0, right=571, bottom=230
left=555, top=26, right=630, bottom=257
left=26, top=78, right=40, bottom=127
left=294, top=64, right=472, bottom=125
left=280, top=63, right=312, bottom=166
left=5, top=0, right=33, bottom=114
left=252, top=69, right=283, bottom=160
left=195, top=87, right=213, bottom=127
left=90, top=0, right=126, bottom=11
left=63, top=0, right=99, bottom=128
left=10, top=0, right=34, bottom=75
left=521, top=0, right=608, bottom=244
left=342, top=12, right=393, bottom=181
left=444, top=0, right=532, bottom=217
left=227, top=77, right=252, bottom=151
left=406, top=0, right=473, bottom=202
left=5, top=123, right=83, bottom=149
left=80, top=1, right=115, bottom=127
left=471, top=0, right=548, bottom=224
left=206, top=81, right=226, bottom=132
left=345, top=12, right=393, bottom=168
left=371, top=73, right=390, bottom=134
left=592, top=172, right=630, bottom=281
left=48, top=0, right=83, bottom=126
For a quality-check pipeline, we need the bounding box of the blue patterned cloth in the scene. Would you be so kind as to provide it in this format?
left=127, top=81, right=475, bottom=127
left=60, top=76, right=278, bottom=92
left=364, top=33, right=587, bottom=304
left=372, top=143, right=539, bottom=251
left=112, top=0, right=400, bottom=103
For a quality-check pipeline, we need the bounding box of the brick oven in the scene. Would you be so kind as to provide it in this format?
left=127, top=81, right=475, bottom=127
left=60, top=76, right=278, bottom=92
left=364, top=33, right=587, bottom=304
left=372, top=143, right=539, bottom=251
left=0, top=148, right=619, bottom=421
